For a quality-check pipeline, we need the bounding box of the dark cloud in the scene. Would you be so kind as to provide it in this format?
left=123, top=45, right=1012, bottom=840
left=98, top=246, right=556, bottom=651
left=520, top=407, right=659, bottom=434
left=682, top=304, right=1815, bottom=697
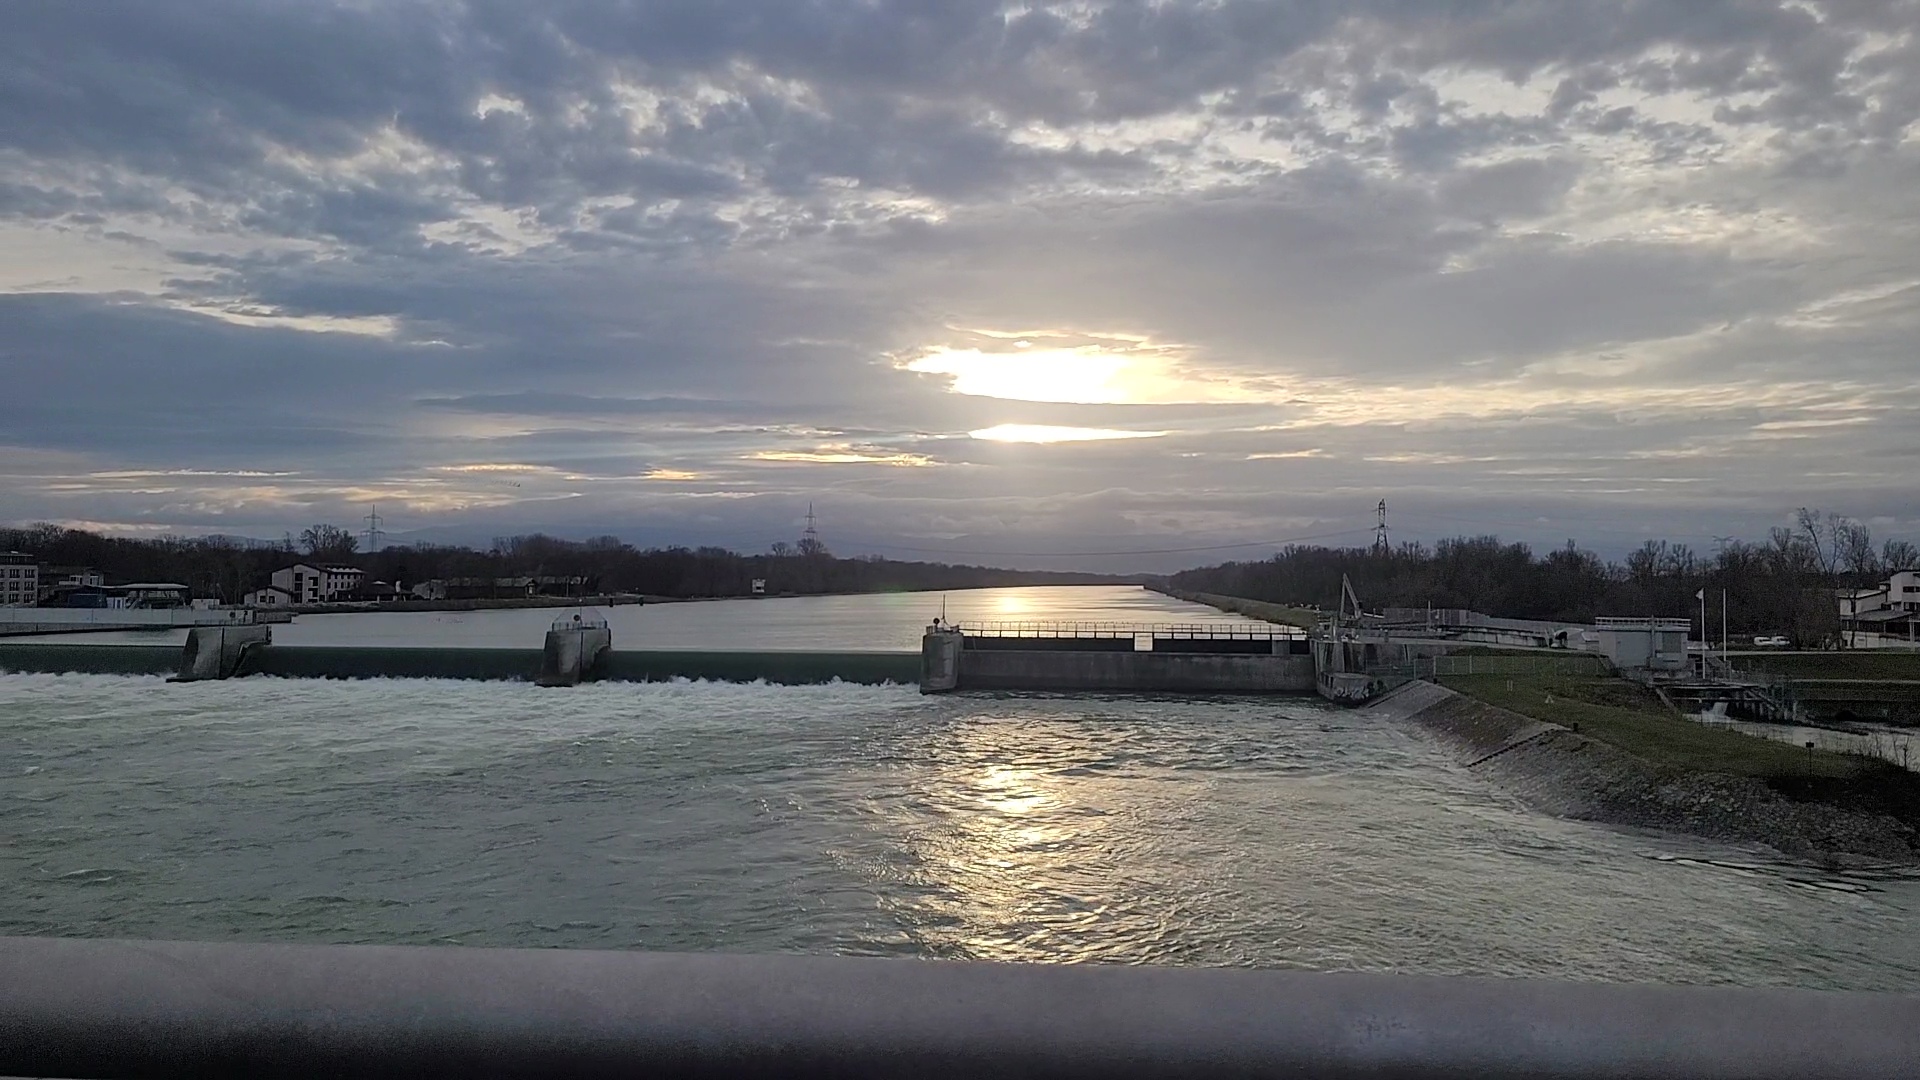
left=1, top=0, right=1916, bottom=564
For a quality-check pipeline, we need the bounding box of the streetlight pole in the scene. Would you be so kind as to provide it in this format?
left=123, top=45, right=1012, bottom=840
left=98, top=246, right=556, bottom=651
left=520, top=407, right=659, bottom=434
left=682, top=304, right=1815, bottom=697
left=1698, top=588, right=1707, bottom=679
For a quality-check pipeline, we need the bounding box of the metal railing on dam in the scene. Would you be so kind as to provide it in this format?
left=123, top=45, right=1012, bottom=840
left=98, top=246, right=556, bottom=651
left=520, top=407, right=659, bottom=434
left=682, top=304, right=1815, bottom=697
left=2, top=936, right=1915, bottom=1079
left=955, top=620, right=1307, bottom=640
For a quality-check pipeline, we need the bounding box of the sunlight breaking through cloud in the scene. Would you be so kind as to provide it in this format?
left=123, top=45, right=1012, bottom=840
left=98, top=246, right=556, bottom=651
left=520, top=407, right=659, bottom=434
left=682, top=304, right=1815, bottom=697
left=969, top=424, right=1170, bottom=444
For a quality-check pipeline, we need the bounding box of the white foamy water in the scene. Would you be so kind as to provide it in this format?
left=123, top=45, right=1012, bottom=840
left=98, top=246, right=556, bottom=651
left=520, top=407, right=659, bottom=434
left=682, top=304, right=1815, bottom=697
left=5, top=671, right=1918, bottom=990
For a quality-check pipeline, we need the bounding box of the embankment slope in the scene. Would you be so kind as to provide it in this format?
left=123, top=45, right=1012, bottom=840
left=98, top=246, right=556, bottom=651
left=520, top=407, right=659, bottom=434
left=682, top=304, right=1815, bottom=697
left=1372, top=682, right=1918, bottom=864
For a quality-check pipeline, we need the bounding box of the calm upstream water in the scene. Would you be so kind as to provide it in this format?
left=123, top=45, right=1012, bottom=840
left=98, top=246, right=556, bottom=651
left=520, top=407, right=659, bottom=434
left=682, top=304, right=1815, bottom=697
left=43, top=584, right=1263, bottom=651
left=5, top=587, right=1920, bottom=990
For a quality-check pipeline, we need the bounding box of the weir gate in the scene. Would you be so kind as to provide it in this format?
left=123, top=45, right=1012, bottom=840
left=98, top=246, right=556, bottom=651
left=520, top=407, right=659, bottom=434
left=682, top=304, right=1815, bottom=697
left=921, top=621, right=1320, bottom=695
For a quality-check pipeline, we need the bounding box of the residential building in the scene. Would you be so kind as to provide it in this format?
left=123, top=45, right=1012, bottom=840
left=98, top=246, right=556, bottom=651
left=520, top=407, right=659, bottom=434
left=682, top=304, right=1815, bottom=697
left=270, top=563, right=365, bottom=604
left=0, top=553, right=39, bottom=608
left=1889, top=571, right=1920, bottom=612
left=245, top=585, right=297, bottom=607
left=1838, top=586, right=1891, bottom=619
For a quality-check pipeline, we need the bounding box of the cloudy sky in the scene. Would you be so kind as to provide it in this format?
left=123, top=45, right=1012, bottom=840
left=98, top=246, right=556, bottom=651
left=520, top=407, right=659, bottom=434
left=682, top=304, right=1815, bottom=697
left=4, top=1, right=1917, bottom=570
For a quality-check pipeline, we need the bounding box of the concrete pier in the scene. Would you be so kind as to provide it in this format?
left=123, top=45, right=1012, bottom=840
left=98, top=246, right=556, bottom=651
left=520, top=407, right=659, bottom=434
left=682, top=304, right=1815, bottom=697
left=536, top=614, right=612, bottom=687
left=171, top=625, right=272, bottom=682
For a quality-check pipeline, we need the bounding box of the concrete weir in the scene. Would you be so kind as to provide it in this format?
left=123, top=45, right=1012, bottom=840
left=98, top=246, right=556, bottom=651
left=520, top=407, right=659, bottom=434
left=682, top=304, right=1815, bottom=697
left=921, top=623, right=1316, bottom=694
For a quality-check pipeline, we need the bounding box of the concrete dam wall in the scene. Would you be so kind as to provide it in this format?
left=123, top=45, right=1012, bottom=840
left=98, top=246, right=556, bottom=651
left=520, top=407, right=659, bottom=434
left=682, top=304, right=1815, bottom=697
left=0, top=643, right=919, bottom=686
left=956, top=649, right=1316, bottom=693
left=921, top=627, right=1317, bottom=694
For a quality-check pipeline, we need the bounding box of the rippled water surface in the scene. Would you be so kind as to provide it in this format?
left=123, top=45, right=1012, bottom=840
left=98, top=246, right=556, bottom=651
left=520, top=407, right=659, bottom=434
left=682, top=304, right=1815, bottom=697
left=6, top=672, right=1919, bottom=990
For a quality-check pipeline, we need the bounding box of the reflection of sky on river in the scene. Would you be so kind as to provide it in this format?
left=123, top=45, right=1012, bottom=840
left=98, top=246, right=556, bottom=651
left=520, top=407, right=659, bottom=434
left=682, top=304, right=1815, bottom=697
left=27, top=585, right=1262, bottom=651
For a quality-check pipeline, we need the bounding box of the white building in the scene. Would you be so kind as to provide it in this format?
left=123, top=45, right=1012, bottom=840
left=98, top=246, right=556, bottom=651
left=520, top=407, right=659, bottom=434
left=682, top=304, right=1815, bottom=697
left=1838, top=586, right=1891, bottom=619
left=270, top=563, right=364, bottom=604
left=245, top=585, right=297, bottom=607
left=0, top=552, right=38, bottom=608
left=1888, top=571, right=1920, bottom=612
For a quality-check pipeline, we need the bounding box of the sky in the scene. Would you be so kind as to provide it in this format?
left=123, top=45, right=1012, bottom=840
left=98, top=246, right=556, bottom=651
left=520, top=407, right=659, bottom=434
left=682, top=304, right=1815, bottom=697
left=3, top=0, right=1917, bottom=572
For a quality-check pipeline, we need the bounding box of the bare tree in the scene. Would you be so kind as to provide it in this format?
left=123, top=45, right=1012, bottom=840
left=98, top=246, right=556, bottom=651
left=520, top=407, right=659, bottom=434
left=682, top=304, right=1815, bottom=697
left=299, top=524, right=359, bottom=561
left=1884, top=539, right=1920, bottom=573
left=1838, top=520, right=1880, bottom=579
left=1796, top=508, right=1842, bottom=579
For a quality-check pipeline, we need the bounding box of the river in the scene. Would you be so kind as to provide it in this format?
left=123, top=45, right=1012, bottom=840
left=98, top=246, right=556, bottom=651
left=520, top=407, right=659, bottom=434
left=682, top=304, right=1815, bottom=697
left=31, top=584, right=1262, bottom=651
left=4, top=586, right=1918, bottom=989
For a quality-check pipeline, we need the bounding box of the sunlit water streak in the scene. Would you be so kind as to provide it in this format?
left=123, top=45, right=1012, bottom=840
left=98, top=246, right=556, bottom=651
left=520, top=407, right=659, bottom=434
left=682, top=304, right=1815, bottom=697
left=5, top=673, right=1918, bottom=990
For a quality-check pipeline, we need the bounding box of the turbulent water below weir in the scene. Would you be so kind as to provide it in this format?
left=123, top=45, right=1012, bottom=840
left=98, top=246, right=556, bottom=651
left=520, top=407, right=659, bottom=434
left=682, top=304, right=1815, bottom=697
left=5, top=673, right=1920, bottom=991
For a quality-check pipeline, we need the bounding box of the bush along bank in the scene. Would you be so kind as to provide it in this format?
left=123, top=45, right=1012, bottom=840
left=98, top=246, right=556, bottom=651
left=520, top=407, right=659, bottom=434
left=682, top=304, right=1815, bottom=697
left=1371, top=680, right=1920, bottom=865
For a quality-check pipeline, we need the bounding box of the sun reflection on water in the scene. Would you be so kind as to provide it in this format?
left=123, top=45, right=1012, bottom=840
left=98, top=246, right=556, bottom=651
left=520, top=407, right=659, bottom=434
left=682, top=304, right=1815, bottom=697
left=882, top=716, right=1142, bottom=962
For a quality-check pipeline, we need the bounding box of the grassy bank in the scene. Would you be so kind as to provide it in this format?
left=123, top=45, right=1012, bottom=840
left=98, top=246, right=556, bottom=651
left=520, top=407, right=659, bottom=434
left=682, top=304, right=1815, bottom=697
left=1439, top=672, right=1920, bottom=828
left=1148, top=585, right=1319, bottom=628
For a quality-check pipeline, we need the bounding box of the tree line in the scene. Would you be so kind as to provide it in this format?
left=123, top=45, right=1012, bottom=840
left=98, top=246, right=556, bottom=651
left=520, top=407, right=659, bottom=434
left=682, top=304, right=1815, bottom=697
left=1168, top=509, right=1918, bottom=647
left=0, top=522, right=1125, bottom=602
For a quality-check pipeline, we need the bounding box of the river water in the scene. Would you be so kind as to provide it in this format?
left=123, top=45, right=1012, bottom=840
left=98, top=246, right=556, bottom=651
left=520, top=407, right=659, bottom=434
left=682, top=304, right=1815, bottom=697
left=4, top=587, right=1919, bottom=989
left=38, top=584, right=1262, bottom=651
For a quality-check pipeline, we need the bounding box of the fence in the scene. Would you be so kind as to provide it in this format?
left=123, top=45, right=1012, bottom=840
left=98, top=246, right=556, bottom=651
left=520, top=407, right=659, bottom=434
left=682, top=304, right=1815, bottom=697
left=4, top=936, right=1918, bottom=1079
left=1422, top=654, right=1611, bottom=678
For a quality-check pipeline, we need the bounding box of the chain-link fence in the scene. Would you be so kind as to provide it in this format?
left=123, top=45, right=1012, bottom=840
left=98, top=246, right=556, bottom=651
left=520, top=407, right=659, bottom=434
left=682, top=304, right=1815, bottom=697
left=1422, top=654, right=1611, bottom=678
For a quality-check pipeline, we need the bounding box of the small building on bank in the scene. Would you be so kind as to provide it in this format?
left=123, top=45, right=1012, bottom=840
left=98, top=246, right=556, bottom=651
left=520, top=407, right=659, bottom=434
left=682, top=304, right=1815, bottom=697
left=271, top=564, right=364, bottom=604
left=113, top=583, right=192, bottom=609
left=245, top=585, right=298, bottom=607
left=1590, top=616, right=1691, bottom=673
left=413, top=577, right=537, bottom=601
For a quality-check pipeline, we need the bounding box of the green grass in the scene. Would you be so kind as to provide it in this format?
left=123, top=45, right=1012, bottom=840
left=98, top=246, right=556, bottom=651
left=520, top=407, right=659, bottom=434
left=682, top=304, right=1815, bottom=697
left=1177, top=591, right=1319, bottom=629
left=1729, top=651, right=1920, bottom=681
left=1437, top=674, right=1863, bottom=779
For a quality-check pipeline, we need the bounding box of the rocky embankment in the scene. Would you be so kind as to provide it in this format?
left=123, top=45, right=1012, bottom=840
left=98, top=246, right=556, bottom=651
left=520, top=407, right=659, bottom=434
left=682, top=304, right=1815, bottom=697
left=1373, top=682, right=1919, bottom=864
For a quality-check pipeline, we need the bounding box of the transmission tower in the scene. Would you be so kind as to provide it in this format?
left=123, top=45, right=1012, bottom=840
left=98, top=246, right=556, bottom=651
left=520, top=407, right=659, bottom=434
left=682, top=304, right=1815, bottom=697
left=1372, top=499, right=1389, bottom=555
left=363, top=504, right=386, bottom=552
left=798, top=502, right=823, bottom=555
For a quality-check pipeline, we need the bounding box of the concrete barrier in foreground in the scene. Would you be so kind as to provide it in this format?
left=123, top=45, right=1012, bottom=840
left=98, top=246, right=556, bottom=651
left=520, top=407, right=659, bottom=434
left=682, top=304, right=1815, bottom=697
left=1, top=936, right=1916, bottom=1079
